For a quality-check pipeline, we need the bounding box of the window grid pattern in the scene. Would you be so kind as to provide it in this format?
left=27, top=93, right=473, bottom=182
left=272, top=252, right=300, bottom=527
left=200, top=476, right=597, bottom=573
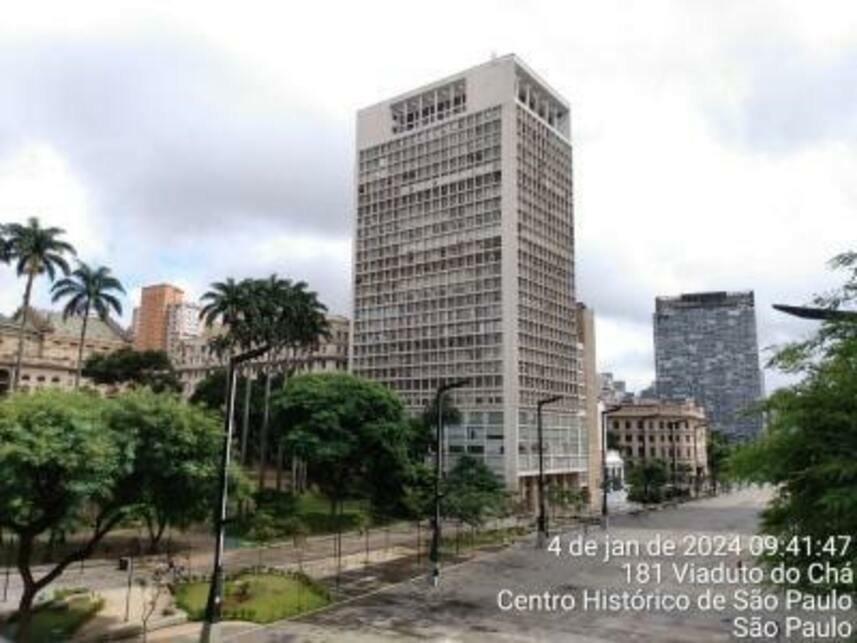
left=353, top=107, right=505, bottom=412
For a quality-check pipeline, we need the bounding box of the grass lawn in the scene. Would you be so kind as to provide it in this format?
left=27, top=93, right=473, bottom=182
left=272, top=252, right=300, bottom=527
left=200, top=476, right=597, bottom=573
left=175, top=571, right=329, bottom=623
left=2, top=595, right=103, bottom=643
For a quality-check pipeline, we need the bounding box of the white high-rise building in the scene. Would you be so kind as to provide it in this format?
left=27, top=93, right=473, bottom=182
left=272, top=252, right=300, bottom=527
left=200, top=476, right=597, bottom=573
left=352, top=55, right=584, bottom=499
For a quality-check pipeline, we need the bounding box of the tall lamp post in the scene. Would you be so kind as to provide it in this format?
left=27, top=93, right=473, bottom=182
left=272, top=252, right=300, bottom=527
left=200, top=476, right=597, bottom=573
left=429, top=379, right=469, bottom=588
left=201, top=344, right=269, bottom=643
left=536, top=396, right=562, bottom=547
left=601, top=404, right=622, bottom=529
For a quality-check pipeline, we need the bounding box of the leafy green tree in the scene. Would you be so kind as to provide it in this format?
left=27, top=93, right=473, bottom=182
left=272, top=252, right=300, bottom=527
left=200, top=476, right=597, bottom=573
left=0, top=391, right=133, bottom=640
left=5, top=217, right=76, bottom=391
left=707, top=429, right=732, bottom=494
left=50, top=262, right=125, bottom=388
left=105, top=390, right=248, bottom=551
left=271, top=372, right=412, bottom=517
left=82, top=347, right=182, bottom=393
left=0, top=389, right=249, bottom=638
left=729, top=251, right=857, bottom=593
left=626, top=459, right=668, bottom=503
left=442, top=455, right=508, bottom=528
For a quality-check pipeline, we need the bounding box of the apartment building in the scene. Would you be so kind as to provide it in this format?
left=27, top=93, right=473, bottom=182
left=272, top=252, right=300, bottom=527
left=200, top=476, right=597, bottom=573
left=133, top=284, right=185, bottom=352
left=352, top=55, right=586, bottom=498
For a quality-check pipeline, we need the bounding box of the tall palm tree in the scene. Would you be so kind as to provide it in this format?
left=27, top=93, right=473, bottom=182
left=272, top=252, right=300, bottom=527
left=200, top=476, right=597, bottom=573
left=6, top=217, right=76, bottom=390
left=50, top=262, right=125, bottom=388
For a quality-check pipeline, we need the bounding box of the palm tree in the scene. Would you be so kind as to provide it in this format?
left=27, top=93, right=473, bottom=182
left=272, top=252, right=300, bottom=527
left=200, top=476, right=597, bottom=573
left=0, top=224, right=12, bottom=265
left=6, top=217, right=76, bottom=391
left=50, top=262, right=125, bottom=388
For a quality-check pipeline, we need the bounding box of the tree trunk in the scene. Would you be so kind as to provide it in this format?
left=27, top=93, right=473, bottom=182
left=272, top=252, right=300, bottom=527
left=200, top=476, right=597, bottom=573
left=74, top=304, right=91, bottom=389
left=15, top=586, right=37, bottom=642
left=240, top=375, right=252, bottom=466
left=11, top=273, right=35, bottom=392
left=275, top=442, right=284, bottom=491
left=145, top=513, right=167, bottom=554
left=257, top=371, right=272, bottom=491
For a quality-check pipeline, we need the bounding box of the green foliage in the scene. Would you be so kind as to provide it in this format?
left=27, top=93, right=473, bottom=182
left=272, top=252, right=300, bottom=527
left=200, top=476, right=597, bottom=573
left=707, top=429, right=732, bottom=492
left=627, top=459, right=669, bottom=503
left=0, top=389, right=245, bottom=631
left=199, top=275, right=329, bottom=359
left=3, top=594, right=104, bottom=643
left=50, top=262, right=125, bottom=320
left=442, top=455, right=508, bottom=527
left=82, top=347, right=182, bottom=393
left=271, top=372, right=413, bottom=518
left=5, top=217, right=75, bottom=282
left=728, top=252, right=857, bottom=593
left=104, top=389, right=248, bottom=547
left=0, top=390, right=131, bottom=537
left=546, top=483, right=585, bottom=514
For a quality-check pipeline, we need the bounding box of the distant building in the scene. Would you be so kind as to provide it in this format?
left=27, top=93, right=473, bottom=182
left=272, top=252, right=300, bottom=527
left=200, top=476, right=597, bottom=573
left=173, top=314, right=351, bottom=397
left=165, top=301, right=203, bottom=356
left=133, top=284, right=185, bottom=352
left=0, top=308, right=132, bottom=393
left=606, top=399, right=708, bottom=486
left=654, top=291, right=764, bottom=441
left=598, top=372, right=634, bottom=404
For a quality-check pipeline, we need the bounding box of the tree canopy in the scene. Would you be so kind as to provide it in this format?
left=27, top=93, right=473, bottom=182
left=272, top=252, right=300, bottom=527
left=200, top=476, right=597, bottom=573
left=83, top=347, right=181, bottom=393
left=0, top=389, right=236, bottom=639
left=729, top=251, right=857, bottom=593
left=271, top=372, right=413, bottom=517
left=106, top=389, right=247, bottom=550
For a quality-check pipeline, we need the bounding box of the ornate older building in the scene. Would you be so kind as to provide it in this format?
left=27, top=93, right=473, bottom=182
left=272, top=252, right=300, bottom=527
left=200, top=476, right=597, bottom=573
left=0, top=308, right=132, bottom=393
left=606, top=400, right=709, bottom=485
left=352, top=55, right=588, bottom=498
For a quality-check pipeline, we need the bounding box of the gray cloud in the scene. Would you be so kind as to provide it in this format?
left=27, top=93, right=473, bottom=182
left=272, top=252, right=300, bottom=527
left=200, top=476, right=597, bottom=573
left=708, top=43, right=857, bottom=153
left=0, top=30, right=352, bottom=242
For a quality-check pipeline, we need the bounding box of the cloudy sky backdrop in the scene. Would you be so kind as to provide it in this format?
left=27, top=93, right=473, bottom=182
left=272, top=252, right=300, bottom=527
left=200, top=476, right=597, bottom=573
left=2, top=1, right=856, bottom=391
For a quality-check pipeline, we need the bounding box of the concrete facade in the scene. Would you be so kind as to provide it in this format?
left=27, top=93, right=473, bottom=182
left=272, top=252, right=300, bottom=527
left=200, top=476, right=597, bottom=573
left=351, top=55, right=584, bottom=495
left=654, top=291, right=764, bottom=441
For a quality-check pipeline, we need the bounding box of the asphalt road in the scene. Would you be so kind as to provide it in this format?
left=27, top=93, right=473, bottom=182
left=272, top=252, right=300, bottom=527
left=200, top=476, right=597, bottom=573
left=226, top=487, right=855, bottom=642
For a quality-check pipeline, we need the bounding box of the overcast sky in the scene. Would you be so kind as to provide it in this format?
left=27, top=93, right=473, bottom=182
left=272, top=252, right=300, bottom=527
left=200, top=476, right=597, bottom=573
left=1, top=1, right=856, bottom=392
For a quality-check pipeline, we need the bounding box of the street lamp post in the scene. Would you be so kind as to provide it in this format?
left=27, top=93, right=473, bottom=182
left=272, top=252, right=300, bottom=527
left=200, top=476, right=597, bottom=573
left=601, top=404, right=622, bottom=529
left=536, top=396, right=562, bottom=548
left=201, top=344, right=269, bottom=643
left=429, top=379, right=468, bottom=588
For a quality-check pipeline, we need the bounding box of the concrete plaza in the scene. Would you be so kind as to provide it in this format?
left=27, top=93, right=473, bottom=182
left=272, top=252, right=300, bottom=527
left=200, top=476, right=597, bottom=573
left=217, top=487, right=853, bottom=642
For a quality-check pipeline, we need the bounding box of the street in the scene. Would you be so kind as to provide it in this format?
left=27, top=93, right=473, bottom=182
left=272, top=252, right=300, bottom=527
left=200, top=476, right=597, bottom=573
left=222, top=487, right=855, bottom=642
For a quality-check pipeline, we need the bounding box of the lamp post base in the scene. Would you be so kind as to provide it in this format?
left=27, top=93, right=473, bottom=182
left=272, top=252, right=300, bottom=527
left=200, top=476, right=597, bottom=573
left=600, top=515, right=609, bottom=530
left=536, top=529, right=548, bottom=549
left=200, top=621, right=221, bottom=643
